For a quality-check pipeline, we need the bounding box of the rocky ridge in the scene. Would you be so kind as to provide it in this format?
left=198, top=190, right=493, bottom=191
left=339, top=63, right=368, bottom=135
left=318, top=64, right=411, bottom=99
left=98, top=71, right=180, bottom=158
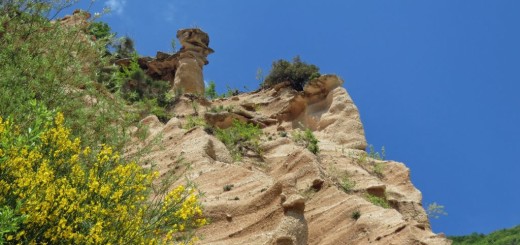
left=130, top=75, right=451, bottom=245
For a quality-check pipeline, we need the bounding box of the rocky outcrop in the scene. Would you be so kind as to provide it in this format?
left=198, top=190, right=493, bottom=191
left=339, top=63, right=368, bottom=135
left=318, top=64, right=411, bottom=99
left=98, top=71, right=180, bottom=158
left=173, top=28, right=214, bottom=95
left=129, top=75, right=451, bottom=245
left=117, top=28, right=213, bottom=95
left=54, top=9, right=91, bottom=29
left=269, top=75, right=367, bottom=150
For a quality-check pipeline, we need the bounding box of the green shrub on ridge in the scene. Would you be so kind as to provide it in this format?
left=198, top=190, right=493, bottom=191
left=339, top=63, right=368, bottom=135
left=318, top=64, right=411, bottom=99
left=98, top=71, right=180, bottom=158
left=262, top=56, right=320, bottom=91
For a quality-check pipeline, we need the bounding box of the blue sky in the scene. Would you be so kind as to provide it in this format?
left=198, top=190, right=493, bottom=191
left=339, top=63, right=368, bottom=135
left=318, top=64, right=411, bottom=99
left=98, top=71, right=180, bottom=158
left=77, top=0, right=520, bottom=236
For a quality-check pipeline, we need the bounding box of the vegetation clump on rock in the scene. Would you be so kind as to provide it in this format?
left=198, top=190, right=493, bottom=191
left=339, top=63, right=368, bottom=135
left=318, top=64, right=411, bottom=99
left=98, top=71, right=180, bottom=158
left=112, top=55, right=174, bottom=122
left=262, top=56, right=321, bottom=91
left=366, top=194, right=391, bottom=209
left=292, top=128, right=320, bottom=154
left=215, top=120, right=262, bottom=161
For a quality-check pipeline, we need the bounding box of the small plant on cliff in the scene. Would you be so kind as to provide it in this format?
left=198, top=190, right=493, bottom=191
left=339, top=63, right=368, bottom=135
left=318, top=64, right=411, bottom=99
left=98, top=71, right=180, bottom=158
left=340, top=175, right=356, bottom=193
left=351, top=211, right=361, bottom=220
left=205, top=81, right=218, bottom=100
left=183, top=115, right=207, bottom=130
left=426, top=202, right=448, bottom=219
left=215, top=120, right=262, bottom=161
left=292, top=128, right=320, bottom=154
left=209, top=105, right=234, bottom=113
left=356, top=145, right=386, bottom=178
left=223, top=184, right=234, bottom=192
left=366, top=194, right=391, bottom=209
left=262, top=56, right=321, bottom=91
left=373, top=162, right=385, bottom=178
left=256, top=68, right=265, bottom=83
left=368, top=145, right=385, bottom=160
left=368, top=145, right=386, bottom=177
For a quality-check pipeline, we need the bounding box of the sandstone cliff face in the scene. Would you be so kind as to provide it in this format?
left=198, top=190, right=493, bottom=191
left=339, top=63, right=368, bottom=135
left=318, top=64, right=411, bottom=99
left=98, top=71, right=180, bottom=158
left=130, top=75, right=450, bottom=245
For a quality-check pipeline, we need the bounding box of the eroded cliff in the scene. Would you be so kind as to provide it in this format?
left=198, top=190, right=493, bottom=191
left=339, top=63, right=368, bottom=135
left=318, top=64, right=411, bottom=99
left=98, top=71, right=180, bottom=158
left=128, top=75, right=451, bottom=245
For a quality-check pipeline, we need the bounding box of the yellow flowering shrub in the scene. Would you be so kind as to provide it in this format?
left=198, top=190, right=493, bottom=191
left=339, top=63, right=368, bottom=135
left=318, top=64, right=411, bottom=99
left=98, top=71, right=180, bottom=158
left=0, top=113, right=206, bottom=244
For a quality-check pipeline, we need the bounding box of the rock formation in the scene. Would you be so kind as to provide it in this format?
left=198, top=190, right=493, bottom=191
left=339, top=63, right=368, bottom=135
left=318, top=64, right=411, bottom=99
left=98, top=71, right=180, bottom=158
left=173, top=28, right=214, bottom=95
left=117, top=28, right=214, bottom=95
left=54, top=9, right=91, bottom=29
left=129, top=75, right=451, bottom=244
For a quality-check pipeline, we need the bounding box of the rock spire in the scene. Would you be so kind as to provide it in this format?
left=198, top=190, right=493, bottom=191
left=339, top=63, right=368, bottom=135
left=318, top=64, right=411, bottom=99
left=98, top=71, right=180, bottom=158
left=116, top=28, right=214, bottom=96
left=173, top=28, right=214, bottom=95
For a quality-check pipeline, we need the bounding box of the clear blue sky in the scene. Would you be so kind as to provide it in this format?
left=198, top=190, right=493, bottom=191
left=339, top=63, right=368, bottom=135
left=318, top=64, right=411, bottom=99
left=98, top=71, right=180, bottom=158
left=77, top=0, right=520, bottom=236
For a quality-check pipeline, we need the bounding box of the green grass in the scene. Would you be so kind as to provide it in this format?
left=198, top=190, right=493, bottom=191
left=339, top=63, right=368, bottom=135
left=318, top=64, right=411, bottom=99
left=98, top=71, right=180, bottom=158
left=183, top=115, right=207, bottom=130
left=340, top=176, right=356, bottom=193
left=215, top=120, right=262, bottom=161
left=366, top=194, right=390, bottom=209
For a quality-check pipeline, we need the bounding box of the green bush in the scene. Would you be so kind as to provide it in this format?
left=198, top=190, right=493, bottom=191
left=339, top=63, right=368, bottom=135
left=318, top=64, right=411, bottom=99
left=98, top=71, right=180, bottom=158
left=113, top=36, right=136, bottom=59
left=0, top=1, right=133, bottom=149
left=114, top=55, right=171, bottom=104
left=109, top=54, right=173, bottom=122
left=215, top=120, right=262, bottom=161
left=205, top=81, right=218, bottom=100
left=292, top=128, right=320, bottom=154
left=0, top=112, right=206, bottom=244
left=0, top=204, right=27, bottom=244
left=88, top=21, right=112, bottom=41
left=263, top=56, right=320, bottom=91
